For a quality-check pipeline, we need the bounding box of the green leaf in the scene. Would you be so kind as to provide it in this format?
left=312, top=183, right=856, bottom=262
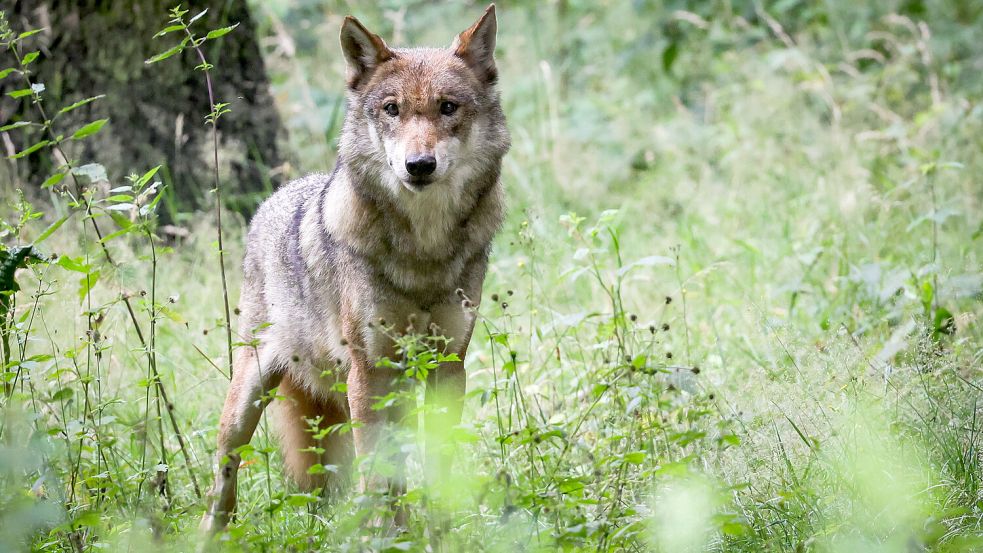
left=7, top=88, right=34, bottom=99
left=78, top=270, right=100, bottom=302
left=285, top=493, right=320, bottom=507
left=58, top=95, right=105, bottom=115
left=135, top=165, right=162, bottom=189
left=188, top=9, right=209, bottom=25
left=933, top=306, right=955, bottom=338
left=9, top=139, right=50, bottom=159
left=40, top=171, right=65, bottom=188
left=71, top=119, right=108, bottom=140
left=662, top=41, right=679, bottom=73
left=56, top=256, right=91, bottom=273
left=18, top=29, right=44, bottom=40
left=20, top=51, right=39, bottom=66
left=34, top=215, right=70, bottom=245
left=624, top=451, right=647, bottom=464
left=153, top=24, right=186, bottom=38
left=205, top=23, right=238, bottom=40
left=145, top=44, right=185, bottom=64
left=160, top=306, right=186, bottom=324
left=556, top=477, right=586, bottom=496
left=0, top=68, right=17, bottom=80
left=98, top=226, right=133, bottom=244
left=0, top=121, right=32, bottom=132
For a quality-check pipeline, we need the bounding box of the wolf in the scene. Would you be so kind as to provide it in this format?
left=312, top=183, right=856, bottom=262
left=200, top=4, right=509, bottom=534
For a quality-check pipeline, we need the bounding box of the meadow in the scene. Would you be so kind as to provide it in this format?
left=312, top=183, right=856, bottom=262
left=1, top=1, right=982, bottom=551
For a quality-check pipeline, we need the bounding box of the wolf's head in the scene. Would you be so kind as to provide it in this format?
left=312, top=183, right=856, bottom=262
left=337, top=5, right=510, bottom=200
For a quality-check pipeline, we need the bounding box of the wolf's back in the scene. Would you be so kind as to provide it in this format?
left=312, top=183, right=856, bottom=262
left=239, top=173, right=334, bottom=331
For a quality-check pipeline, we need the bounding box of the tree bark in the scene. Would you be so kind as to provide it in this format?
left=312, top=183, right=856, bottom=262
left=0, top=0, right=287, bottom=221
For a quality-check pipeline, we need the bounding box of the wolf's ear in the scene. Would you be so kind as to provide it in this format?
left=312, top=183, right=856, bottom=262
left=340, top=16, right=393, bottom=89
left=452, top=4, right=498, bottom=84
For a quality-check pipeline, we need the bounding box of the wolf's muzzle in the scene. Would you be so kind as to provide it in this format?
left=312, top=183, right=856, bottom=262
left=405, top=154, right=437, bottom=179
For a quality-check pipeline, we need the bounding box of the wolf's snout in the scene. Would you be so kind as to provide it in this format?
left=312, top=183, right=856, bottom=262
left=405, top=154, right=437, bottom=178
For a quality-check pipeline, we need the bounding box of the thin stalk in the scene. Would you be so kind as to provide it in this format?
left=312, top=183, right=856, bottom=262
left=182, top=26, right=234, bottom=378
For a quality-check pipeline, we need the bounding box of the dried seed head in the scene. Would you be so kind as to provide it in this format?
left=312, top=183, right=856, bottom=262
left=666, top=351, right=673, bottom=359
left=463, top=299, right=473, bottom=309
left=291, top=355, right=300, bottom=363
left=692, top=366, right=700, bottom=374
left=378, top=317, right=387, bottom=326
left=629, top=313, right=637, bottom=322
left=649, top=325, right=656, bottom=334
left=507, top=290, right=514, bottom=296
left=455, top=288, right=465, bottom=298
left=340, top=338, right=348, bottom=346
left=662, top=323, right=670, bottom=331
left=665, top=296, right=672, bottom=305
left=491, top=293, right=500, bottom=302
left=203, top=329, right=209, bottom=335
left=501, top=302, right=509, bottom=310
left=708, top=393, right=715, bottom=400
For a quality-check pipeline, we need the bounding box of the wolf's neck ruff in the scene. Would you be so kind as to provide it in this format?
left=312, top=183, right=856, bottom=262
left=319, top=157, right=503, bottom=306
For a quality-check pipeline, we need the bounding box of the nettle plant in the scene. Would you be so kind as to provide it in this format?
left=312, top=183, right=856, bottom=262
left=0, top=7, right=239, bottom=548
left=427, top=210, right=748, bottom=548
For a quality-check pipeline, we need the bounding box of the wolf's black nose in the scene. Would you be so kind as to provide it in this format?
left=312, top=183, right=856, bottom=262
left=405, top=154, right=437, bottom=178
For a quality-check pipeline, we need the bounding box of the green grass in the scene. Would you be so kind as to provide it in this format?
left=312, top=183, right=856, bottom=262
left=2, top=1, right=982, bottom=551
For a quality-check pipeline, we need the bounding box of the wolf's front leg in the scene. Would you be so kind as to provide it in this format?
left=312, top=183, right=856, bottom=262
left=200, top=347, right=283, bottom=536
left=425, top=359, right=466, bottom=482
left=425, top=302, right=475, bottom=483
left=346, top=347, right=410, bottom=528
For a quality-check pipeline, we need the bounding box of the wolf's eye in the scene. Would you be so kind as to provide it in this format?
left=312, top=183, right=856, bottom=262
left=439, top=101, right=459, bottom=116
left=383, top=103, right=399, bottom=117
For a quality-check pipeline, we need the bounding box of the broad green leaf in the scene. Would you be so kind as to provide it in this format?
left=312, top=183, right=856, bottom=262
left=41, top=171, right=66, bottom=188
left=624, top=451, right=647, bottom=464
left=71, top=118, right=108, bottom=140
left=0, top=68, right=17, bottom=80
left=56, top=255, right=90, bottom=273
left=20, top=51, right=39, bottom=66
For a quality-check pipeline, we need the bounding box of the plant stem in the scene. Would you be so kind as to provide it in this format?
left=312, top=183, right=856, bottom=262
left=184, top=27, right=234, bottom=378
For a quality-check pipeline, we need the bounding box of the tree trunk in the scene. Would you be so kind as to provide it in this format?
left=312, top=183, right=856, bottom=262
left=0, top=0, right=287, bottom=222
